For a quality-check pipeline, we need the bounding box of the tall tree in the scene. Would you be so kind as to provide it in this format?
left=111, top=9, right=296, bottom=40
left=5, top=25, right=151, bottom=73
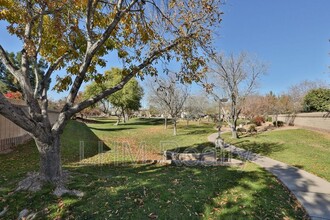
left=84, top=68, right=144, bottom=124
left=149, top=74, right=189, bottom=135
left=208, top=52, right=267, bottom=138
left=0, top=0, right=222, bottom=189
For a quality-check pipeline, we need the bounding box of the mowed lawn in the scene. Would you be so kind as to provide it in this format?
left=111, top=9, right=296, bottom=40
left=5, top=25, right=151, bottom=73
left=223, top=128, right=330, bottom=181
left=0, top=118, right=307, bottom=219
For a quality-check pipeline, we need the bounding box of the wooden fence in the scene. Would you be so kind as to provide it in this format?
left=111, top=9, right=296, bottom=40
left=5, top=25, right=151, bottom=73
left=0, top=99, right=59, bottom=152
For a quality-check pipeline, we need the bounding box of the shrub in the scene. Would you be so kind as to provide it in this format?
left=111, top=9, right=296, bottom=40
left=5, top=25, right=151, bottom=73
left=273, top=121, right=284, bottom=127
left=237, top=127, right=247, bottom=133
left=303, top=88, right=330, bottom=112
left=248, top=124, right=257, bottom=133
left=266, top=116, right=272, bottom=122
left=4, top=91, right=23, bottom=100
left=251, top=116, right=265, bottom=126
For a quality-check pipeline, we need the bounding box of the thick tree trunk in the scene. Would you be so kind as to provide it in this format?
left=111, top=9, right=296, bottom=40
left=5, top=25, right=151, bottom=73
left=35, top=135, right=62, bottom=183
left=173, top=119, right=177, bottom=136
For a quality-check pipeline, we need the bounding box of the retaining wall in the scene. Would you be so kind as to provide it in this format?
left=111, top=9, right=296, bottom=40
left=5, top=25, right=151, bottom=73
left=276, top=112, right=330, bottom=132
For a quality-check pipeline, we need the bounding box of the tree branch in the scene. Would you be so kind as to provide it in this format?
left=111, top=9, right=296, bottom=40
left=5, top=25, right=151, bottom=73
left=64, top=0, right=139, bottom=109
left=0, top=45, right=19, bottom=77
left=0, top=94, right=35, bottom=133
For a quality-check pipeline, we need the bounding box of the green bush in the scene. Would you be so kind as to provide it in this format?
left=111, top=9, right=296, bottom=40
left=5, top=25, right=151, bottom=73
left=303, top=88, right=330, bottom=112
left=273, top=121, right=284, bottom=127
left=237, top=127, right=247, bottom=133
left=266, top=116, right=272, bottom=122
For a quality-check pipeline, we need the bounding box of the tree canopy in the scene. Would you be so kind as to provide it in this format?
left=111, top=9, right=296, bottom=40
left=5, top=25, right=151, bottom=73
left=84, top=67, right=144, bottom=119
left=303, top=88, right=330, bottom=112
left=0, top=0, right=223, bottom=186
left=207, top=52, right=267, bottom=138
left=148, top=74, right=189, bottom=135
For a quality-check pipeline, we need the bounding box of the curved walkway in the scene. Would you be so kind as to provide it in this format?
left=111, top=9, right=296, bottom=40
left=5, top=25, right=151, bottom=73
left=208, top=133, right=330, bottom=220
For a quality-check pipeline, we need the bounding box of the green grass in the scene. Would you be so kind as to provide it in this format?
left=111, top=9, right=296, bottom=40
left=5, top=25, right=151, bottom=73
left=0, top=118, right=308, bottom=219
left=223, top=129, right=330, bottom=181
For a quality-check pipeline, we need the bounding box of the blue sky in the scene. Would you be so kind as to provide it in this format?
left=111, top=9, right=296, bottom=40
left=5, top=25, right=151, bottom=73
left=0, top=0, right=330, bottom=102
left=216, top=0, right=330, bottom=94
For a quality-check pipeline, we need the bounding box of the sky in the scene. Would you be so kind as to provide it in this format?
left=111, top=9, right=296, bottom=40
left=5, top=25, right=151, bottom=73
left=0, top=0, right=330, bottom=103
left=216, top=0, right=330, bottom=94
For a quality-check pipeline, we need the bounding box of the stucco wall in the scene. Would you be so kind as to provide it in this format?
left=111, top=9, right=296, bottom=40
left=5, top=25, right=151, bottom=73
left=276, top=112, right=330, bottom=131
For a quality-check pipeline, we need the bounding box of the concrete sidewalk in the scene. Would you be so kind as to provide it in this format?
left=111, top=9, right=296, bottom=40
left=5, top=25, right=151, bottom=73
left=208, top=133, right=330, bottom=220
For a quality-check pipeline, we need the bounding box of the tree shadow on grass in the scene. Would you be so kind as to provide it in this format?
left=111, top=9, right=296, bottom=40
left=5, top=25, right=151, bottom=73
left=183, top=129, right=211, bottom=136
left=124, top=118, right=173, bottom=126
left=87, top=126, right=135, bottom=132
left=48, top=162, right=307, bottom=220
left=75, top=117, right=117, bottom=124
left=229, top=140, right=284, bottom=156
left=166, top=141, right=215, bottom=153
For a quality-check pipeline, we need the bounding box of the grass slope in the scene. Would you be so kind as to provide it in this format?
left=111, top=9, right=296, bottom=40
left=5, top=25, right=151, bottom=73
left=223, top=128, right=330, bottom=181
left=0, top=119, right=307, bottom=219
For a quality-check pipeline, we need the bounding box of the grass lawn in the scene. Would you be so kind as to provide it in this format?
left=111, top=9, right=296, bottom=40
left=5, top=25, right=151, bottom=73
left=0, top=119, right=307, bottom=219
left=222, top=128, right=330, bottom=181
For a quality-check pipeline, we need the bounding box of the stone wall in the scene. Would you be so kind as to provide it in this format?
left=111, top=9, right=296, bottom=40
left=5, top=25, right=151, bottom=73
left=0, top=99, right=59, bottom=152
left=276, top=112, right=330, bottom=132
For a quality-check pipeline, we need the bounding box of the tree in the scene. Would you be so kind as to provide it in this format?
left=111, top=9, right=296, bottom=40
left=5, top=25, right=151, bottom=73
left=265, top=91, right=280, bottom=126
left=183, top=94, right=210, bottom=125
left=0, top=0, right=222, bottom=189
left=303, top=88, right=330, bottom=112
left=84, top=68, right=144, bottom=124
left=241, top=95, right=267, bottom=120
left=208, top=52, right=267, bottom=138
left=149, top=75, right=189, bottom=135
left=287, top=80, right=329, bottom=113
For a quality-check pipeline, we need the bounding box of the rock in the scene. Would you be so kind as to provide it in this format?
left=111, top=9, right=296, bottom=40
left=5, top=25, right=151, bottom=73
left=54, top=186, right=84, bottom=197
left=18, top=209, right=29, bottom=219
left=0, top=206, right=8, bottom=217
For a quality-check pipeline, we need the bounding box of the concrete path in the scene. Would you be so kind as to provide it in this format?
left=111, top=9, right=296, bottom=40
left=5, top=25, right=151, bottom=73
left=208, top=133, right=330, bottom=220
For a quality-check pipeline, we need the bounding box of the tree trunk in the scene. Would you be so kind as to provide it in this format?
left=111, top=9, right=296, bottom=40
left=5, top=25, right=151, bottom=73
left=231, top=116, right=238, bottom=139
left=275, top=114, right=278, bottom=127
left=164, top=116, right=167, bottom=129
left=173, top=119, right=177, bottom=136
left=122, top=107, right=126, bottom=123
left=35, top=135, right=62, bottom=183
left=186, top=118, right=189, bottom=126
left=115, top=115, right=121, bottom=125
